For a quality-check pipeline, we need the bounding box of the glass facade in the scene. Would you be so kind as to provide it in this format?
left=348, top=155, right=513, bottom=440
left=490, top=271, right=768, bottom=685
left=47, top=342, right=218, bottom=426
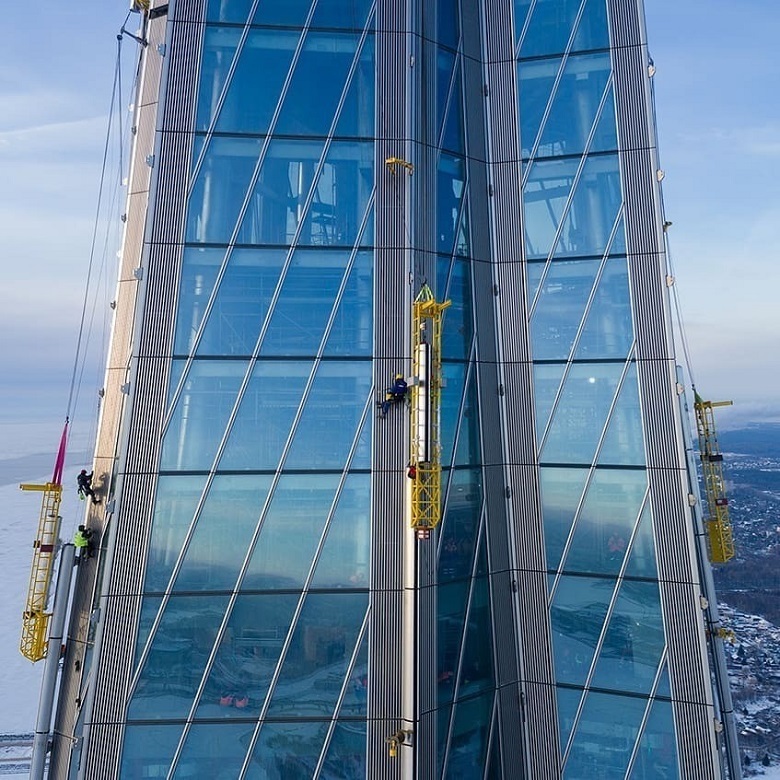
left=61, top=0, right=727, bottom=778
left=123, top=3, right=376, bottom=776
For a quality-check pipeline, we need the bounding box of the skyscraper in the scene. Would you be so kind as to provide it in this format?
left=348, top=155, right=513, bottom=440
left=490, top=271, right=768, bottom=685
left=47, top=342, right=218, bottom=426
left=49, top=0, right=738, bottom=777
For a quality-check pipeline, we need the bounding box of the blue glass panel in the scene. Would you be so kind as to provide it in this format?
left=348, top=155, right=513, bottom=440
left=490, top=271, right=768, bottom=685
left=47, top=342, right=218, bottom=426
left=299, top=140, right=374, bottom=247
left=598, top=364, right=646, bottom=465
left=572, top=256, right=633, bottom=360
left=334, top=35, right=375, bottom=138
left=540, top=362, right=624, bottom=464
left=445, top=692, right=493, bottom=777
left=275, top=32, right=360, bottom=137
left=312, top=0, right=374, bottom=29
left=629, top=698, right=680, bottom=779
left=173, top=475, right=273, bottom=592
left=551, top=575, right=613, bottom=687
left=186, top=136, right=264, bottom=244
left=196, top=248, right=287, bottom=357
left=205, top=0, right=254, bottom=23
left=253, top=0, right=313, bottom=27
left=437, top=48, right=456, bottom=145
left=475, top=529, right=488, bottom=577
left=248, top=721, right=329, bottom=778
left=591, top=580, right=665, bottom=696
left=161, top=360, right=247, bottom=471
left=442, top=60, right=465, bottom=154
left=564, top=690, right=646, bottom=779
left=134, top=595, right=163, bottom=672
left=175, top=247, right=225, bottom=354
left=120, top=724, right=182, bottom=779
left=439, top=258, right=473, bottom=361
left=556, top=685, right=583, bottom=754
left=437, top=154, right=465, bottom=253
left=526, top=260, right=545, bottom=306
left=218, top=360, right=311, bottom=471
left=530, top=258, right=600, bottom=361
left=260, top=250, right=346, bottom=356
left=173, top=722, right=256, bottom=779
left=128, top=594, right=230, bottom=719
left=457, top=576, right=495, bottom=697
left=243, top=474, right=341, bottom=589
left=144, top=475, right=206, bottom=592
left=590, top=84, right=618, bottom=154
left=536, top=53, right=613, bottom=158
left=623, top=505, right=658, bottom=579
left=655, top=662, right=672, bottom=699
left=441, top=362, right=468, bottom=464
left=285, top=361, right=372, bottom=468
left=523, top=154, right=621, bottom=261
left=266, top=592, right=369, bottom=716
left=319, top=722, right=367, bottom=780
left=323, top=251, right=373, bottom=356
left=194, top=593, right=298, bottom=719
left=486, top=719, right=501, bottom=780
left=518, top=56, right=562, bottom=157
left=348, top=405, right=372, bottom=469
left=437, top=0, right=459, bottom=48
left=540, top=466, right=589, bottom=571
left=454, top=366, right=480, bottom=468
left=199, top=28, right=298, bottom=135
left=168, top=359, right=187, bottom=410
left=310, top=474, right=371, bottom=588
left=438, top=579, right=470, bottom=706
left=532, top=362, right=566, bottom=445
left=340, top=629, right=368, bottom=716
left=564, top=468, right=647, bottom=576
left=518, top=0, right=609, bottom=58
left=440, top=469, right=482, bottom=583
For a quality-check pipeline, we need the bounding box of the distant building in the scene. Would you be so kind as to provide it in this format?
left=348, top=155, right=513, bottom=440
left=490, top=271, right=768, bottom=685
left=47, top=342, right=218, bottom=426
left=50, top=0, right=738, bottom=777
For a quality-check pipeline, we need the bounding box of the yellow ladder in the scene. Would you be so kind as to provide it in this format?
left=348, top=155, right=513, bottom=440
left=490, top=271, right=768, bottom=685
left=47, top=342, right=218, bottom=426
left=410, top=284, right=450, bottom=538
left=19, top=482, right=63, bottom=661
left=693, top=394, right=735, bottom=564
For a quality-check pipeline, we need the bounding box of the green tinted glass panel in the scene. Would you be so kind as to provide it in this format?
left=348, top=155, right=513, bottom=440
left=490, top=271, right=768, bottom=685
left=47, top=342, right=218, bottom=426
left=540, top=466, right=589, bottom=571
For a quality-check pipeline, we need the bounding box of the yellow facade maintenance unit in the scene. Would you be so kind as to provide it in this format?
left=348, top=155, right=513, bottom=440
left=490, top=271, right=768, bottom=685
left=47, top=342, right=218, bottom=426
left=19, top=482, right=63, bottom=661
left=409, top=284, right=450, bottom=539
left=693, top=392, right=735, bottom=564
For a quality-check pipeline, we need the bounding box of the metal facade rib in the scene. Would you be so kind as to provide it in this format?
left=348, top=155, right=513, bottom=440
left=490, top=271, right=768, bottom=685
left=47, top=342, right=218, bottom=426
left=80, top=3, right=201, bottom=776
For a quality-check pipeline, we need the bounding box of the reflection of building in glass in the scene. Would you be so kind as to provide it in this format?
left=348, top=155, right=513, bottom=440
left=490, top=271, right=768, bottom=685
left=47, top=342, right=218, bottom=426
left=49, top=1, right=735, bottom=778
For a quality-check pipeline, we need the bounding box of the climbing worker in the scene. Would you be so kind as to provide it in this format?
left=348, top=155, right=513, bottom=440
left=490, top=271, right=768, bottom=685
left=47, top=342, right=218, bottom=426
left=77, top=469, right=100, bottom=504
left=73, top=525, right=95, bottom=558
left=379, top=374, right=408, bottom=417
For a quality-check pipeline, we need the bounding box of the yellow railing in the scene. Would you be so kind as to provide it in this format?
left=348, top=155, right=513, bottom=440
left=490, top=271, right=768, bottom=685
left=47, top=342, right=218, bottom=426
left=19, top=482, right=63, bottom=661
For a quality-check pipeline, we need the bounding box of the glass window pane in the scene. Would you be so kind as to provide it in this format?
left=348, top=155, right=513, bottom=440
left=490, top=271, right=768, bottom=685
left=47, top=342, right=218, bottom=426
left=319, top=721, right=367, bottom=780
left=198, top=27, right=298, bottom=135
left=194, top=593, right=299, bottom=719
left=260, top=250, right=350, bottom=357
left=629, top=698, right=680, bottom=779
left=437, top=154, right=465, bottom=253
left=333, top=34, right=375, bottom=137
left=173, top=475, right=274, bottom=592
left=128, top=594, right=230, bottom=720
left=540, top=466, right=589, bottom=571
left=244, top=474, right=341, bottom=589
left=532, top=362, right=566, bottom=445
left=312, top=0, right=374, bottom=29
left=591, top=580, right=666, bottom=696
left=564, top=690, right=646, bottom=779
left=323, top=250, right=373, bottom=356
left=284, top=361, right=372, bottom=468
left=310, top=473, right=371, bottom=588
left=120, top=724, right=183, bottom=779
left=540, top=362, right=624, bottom=464
left=144, top=475, right=208, bottom=592
left=517, top=0, right=609, bottom=58
left=438, top=256, right=474, bottom=361
left=446, top=692, right=493, bottom=777
left=523, top=154, right=621, bottom=261
left=564, top=468, right=647, bottom=576
left=266, top=592, right=369, bottom=716
left=458, top=576, right=495, bottom=697
left=186, top=136, right=264, bottom=244
left=174, top=722, right=256, bottom=778
left=188, top=248, right=287, bottom=357
left=440, top=469, right=483, bottom=583
left=218, top=360, right=311, bottom=471
left=275, top=32, right=360, bottom=137
left=551, top=575, right=613, bottom=687
left=437, top=579, right=470, bottom=706
left=248, top=721, right=330, bottom=777
left=597, top=364, right=646, bottom=465
left=161, top=361, right=247, bottom=471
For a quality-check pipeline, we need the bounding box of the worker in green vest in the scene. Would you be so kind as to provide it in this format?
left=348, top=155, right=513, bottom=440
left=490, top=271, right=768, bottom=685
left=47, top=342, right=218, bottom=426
left=74, top=525, right=94, bottom=557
